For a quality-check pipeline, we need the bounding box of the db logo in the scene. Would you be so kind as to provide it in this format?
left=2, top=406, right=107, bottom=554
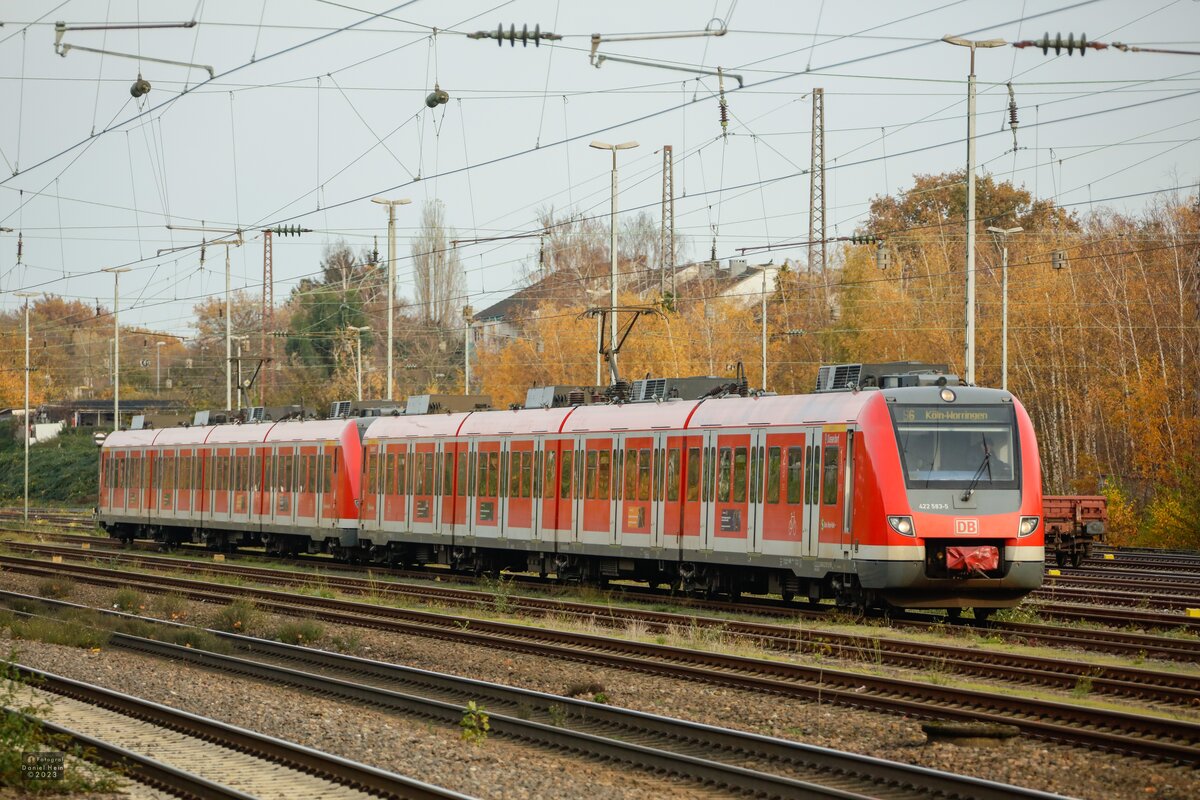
left=954, top=518, right=979, bottom=535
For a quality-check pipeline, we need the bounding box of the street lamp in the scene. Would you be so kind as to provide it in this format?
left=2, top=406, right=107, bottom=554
left=589, top=139, right=639, bottom=384
left=943, top=34, right=1005, bottom=386
left=155, top=341, right=166, bottom=396
left=371, top=197, right=412, bottom=401
left=986, top=226, right=1022, bottom=391
left=102, top=267, right=131, bottom=431
left=347, top=325, right=371, bottom=401
left=15, top=291, right=36, bottom=522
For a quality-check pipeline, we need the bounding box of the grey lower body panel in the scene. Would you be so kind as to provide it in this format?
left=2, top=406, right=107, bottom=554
left=860, top=559, right=1042, bottom=608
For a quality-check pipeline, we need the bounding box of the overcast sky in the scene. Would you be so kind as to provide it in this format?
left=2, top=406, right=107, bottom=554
left=2, top=0, right=1197, bottom=338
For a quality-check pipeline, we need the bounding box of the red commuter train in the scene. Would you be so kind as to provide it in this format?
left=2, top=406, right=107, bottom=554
left=98, top=383, right=1044, bottom=613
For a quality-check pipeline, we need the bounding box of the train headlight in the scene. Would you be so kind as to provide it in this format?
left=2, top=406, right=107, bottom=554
left=939, top=387, right=956, bottom=402
left=888, top=515, right=915, bottom=536
left=1019, top=516, right=1040, bottom=537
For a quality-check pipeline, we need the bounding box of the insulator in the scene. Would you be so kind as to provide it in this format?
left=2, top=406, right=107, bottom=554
left=1007, top=83, right=1019, bottom=129
left=130, top=74, right=151, bottom=98
left=16, top=232, right=22, bottom=263
left=717, top=68, right=729, bottom=136
left=472, top=23, right=558, bottom=46
left=1039, top=31, right=1088, bottom=56
left=425, top=84, right=450, bottom=108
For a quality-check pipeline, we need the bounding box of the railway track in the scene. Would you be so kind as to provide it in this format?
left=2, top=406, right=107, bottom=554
left=7, top=536, right=1200, bottom=677
left=5, top=663, right=467, bottom=800
left=11, top=528, right=1200, bottom=653
left=9, top=595, right=1053, bottom=800
left=5, top=554, right=1199, bottom=764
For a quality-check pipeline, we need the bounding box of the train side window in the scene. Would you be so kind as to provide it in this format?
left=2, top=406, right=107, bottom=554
left=444, top=451, right=455, bottom=497
left=457, top=450, right=468, bottom=497
left=324, top=454, right=334, bottom=494
left=597, top=449, right=610, bottom=500
left=521, top=451, right=533, bottom=498
left=747, top=446, right=757, bottom=504
left=426, top=452, right=436, bottom=497
left=637, top=448, right=652, bottom=501
left=484, top=450, right=494, bottom=497
left=367, top=451, right=378, bottom=494
left=733, top=447, right=748, bottom=503
left=786, top=447, right=803, bottom=504
left=575, top=448, right=584, bottom=500
left=585, top=450, right=598, bottom=500
left=624, top=448, right=637, bottom=500
left=807, top=446, right=818, bottom=505
left=666, top=449, right=681, bottom=502
left=532, top=451, right=541, bottom=497
left=653, top=448, right=664, bottom=502
left=559, top=450, right=573, bottom=499
left=767, top=447, right=782, bottom=504
left=476, top=452, right=487, bottom=498
left=686, top=447, right=701, bottom=502
left=543, top=449, right=556, bottom=498
left=468, top=450, right=477, bottom=496
left=510, top=451, right=522, bottom=498
left=717, top=447, right=732, bottom=503
left=822, top=445, right=840, bottom=506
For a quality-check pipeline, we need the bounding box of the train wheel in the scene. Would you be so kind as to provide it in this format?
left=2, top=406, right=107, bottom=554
left=781, top=590, right=795, bottom=603
left=1054, top=551, right=1068, bottom=568
left=972, top=607, right=995, bottom=622
left=1070, top=551, right=1085, bottom=569
left=945, top=608, right=963, bottom=621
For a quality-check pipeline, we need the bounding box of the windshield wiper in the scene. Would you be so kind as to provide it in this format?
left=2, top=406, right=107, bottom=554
left=961, top=435, right=993, bottom=501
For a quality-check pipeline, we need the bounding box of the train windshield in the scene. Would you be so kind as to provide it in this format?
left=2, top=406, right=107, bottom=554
left=890, top=405, right=1019, bottom=490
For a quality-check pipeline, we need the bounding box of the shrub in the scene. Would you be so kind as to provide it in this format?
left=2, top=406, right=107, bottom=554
left=154, top=593, right=189, bottom=621
left=35, top=578, right=74, bottom=600
left=274, top=620, right=324, bottom=646
left=213, top=599, right=258, bottom=633
left=111, top=588, right=144, bottom=613
left=9, top=616, right=109, bottom=649
left=459, top=701, right=490, bottom=745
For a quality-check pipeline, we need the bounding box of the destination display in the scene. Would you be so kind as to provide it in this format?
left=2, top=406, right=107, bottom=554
left=892, top=405, right=1012, bottom=425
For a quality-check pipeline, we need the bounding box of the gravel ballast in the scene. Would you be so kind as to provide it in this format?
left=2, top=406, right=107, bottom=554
left=3, top=571, right=1198, bottom=799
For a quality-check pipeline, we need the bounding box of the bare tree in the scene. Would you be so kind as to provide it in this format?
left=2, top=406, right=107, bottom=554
left=411, top=200, right=467, bottom=326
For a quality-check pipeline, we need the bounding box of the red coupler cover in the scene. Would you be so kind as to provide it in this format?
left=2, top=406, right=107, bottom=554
left=946, top=545, right=999, bottom=572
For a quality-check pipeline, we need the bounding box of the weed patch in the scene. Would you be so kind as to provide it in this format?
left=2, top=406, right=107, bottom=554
left=213, top=599, right=258, bottom=633
left=275, top=620, right=324, bottom=646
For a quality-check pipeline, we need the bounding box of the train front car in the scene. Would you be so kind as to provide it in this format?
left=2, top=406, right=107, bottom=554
left=861, top=385, right=1043, bottom=615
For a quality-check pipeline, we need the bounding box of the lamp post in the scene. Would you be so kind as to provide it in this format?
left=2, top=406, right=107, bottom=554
left=943, top=34, right=1005, bottom=386
left=347, top=325, right=370, bottom=401
left=15, top=291, right=37, bottom=522
left=986, top=226, right=1022, bottom=391
left=232, top=335, right=251, bottom=409
left=589, top=139, right=639, bottom=385
left=155, top=341, right=166, bottom=396
left=371, top=197, right=411, bottom=401
left=102, top=267, right=131, bottom=431
left=462, top=305, right=473, bottom=395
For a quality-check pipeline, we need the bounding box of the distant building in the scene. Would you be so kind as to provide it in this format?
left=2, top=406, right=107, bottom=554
left=471, top=258, right=784, bottom=347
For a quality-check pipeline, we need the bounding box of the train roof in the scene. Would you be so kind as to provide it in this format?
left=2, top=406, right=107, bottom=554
left=101, top=417, right=362, bottom=450
left=459, top=406, right=576, bottom=436
left=688, top=391, right=880, bottom=427
left=364, top=411, right=473, bottom=440
left=561, top=400, right=697, bottom=433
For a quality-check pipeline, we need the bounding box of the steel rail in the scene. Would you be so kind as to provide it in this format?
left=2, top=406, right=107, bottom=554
left=6, top=664, right=471, bottom=800
left=5, top=541, right=1200, bottom=703
left=6, top=711, right=258, bottom=800
left=3, top=556, right=1198, bottom=764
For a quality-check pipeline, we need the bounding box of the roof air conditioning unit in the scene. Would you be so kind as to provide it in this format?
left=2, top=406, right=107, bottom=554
left=329, top=400, right=352, bottom=419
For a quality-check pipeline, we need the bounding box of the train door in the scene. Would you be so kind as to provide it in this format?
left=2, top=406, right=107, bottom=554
left=232, top=447, right=251, bottom=520
left=746, top=431, right=766, bottom=555
left=129, top=452, right=143, bottom=513
left=802, top=427, right=822, bottom=557
left=649, top=432, right=667, bottom=551
left=474, top=439, right=502, bottom=538
left=441, top=441, right=468, bottom=536
left=579, top=437, right=613, bottom=546
left=408, top=442, right=438, bottom=535
left=761, top=431, right=807, bottom=558
left=362, top=442, right=380, bottom=532
left=176, top=450, right=192, bottom=516
left=618, top=435, right=653, bottom=548
left=111, top=451, right=125, bottom=513
left=272, top=446, right=295, bottom=527
left=211, top=448, right=230, bottom=521
left=381, top=443, right=407, bottom=531
left=707, top=431, right=752, bottom=554
left=664, top=435, right=702, bottom=556
left=505, top=439, right=535, bottom=540
left=537, top=439, right=562, bottom=544
left=294, top=446, right=316, bottom=528
left=530, top=439, right=544, bottom=544
left=150, top=449, right=162, bottom=514
left=817, top=426, right=849, bottom=558
left=319, top=443, right=338, bottom=527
